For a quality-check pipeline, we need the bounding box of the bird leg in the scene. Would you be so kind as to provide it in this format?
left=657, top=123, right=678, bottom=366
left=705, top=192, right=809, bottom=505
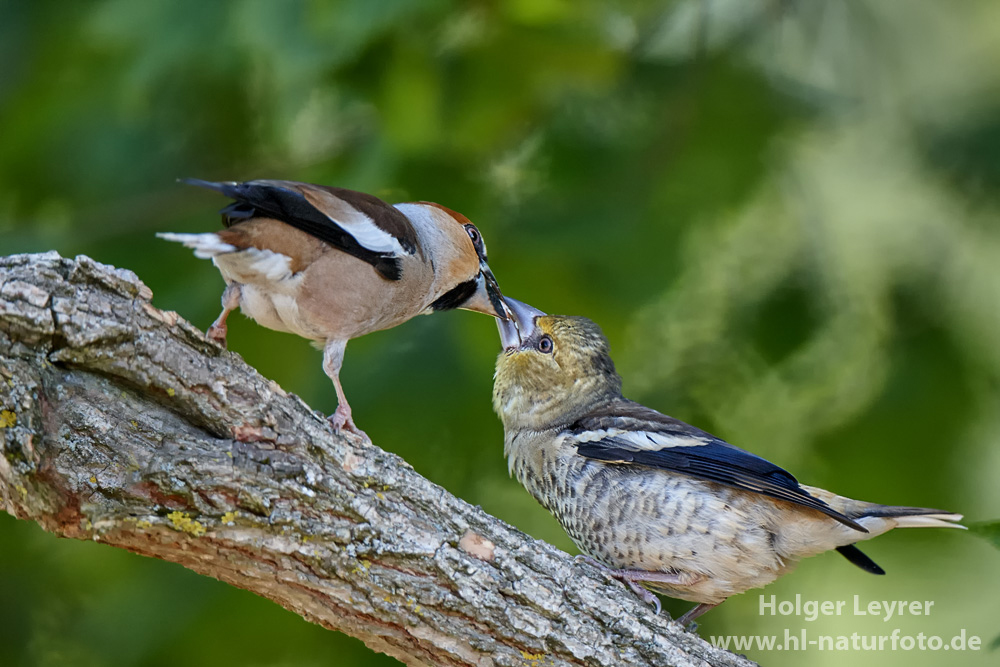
left=676, top=602, right=718, bottom=630
left=322, top=339, right=367, bottom=439
left=574, top=555, right=702, bottom=617
left=207, top=283, right=242, bottom=346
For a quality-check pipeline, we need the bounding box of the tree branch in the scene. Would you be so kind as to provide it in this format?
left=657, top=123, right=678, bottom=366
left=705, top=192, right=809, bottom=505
left=0, top=252, right=755, bottom=667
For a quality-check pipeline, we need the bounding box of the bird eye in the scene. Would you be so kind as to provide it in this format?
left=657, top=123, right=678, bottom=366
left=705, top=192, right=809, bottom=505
left=465, top=225, right=481, bottom=244
left=537, top=335, right=554, bottom=354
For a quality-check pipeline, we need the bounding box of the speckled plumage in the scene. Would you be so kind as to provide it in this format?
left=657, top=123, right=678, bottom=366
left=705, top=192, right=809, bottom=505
left=493, top=309, right=964, bottom=623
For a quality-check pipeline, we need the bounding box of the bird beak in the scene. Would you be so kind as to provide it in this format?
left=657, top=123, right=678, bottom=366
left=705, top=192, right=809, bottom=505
left=497, top=297, right=547, bottom=351
left=460, top=262, right=512, bottom=320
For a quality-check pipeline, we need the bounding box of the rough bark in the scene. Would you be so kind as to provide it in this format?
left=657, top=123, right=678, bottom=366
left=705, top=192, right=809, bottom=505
left=0, top=251, right=755, bottom=667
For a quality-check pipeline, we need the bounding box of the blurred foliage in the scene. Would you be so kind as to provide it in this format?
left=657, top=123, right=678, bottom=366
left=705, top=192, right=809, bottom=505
left=970, top=521, right=1000, bottom=551
left=2, top=1, right=999, bottom=665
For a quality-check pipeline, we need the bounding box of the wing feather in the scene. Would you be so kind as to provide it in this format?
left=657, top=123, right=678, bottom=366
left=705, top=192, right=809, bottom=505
left=183, top=178, right=418, bottom=280
left=568, top=400, right=867, bottom=532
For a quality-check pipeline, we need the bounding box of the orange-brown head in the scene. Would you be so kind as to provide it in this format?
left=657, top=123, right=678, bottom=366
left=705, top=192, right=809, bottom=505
left=397, top=201, right=510, bottom=320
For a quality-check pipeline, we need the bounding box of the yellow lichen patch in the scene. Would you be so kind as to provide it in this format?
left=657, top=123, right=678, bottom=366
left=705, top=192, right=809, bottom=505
left=166, top=388, right=176, bottom=397
left=136, top=520, right=152, bottom=529
left=220, top=511, right=238, bottom=525
left=0, top=410, right=16, bottom=428
left=519, top=651, right=553, bottom=664
left=89, top=476, right=97, bottom=484
left=351, top=559, right=371, bottom=576
left=167, top=511, right=206, bottom=537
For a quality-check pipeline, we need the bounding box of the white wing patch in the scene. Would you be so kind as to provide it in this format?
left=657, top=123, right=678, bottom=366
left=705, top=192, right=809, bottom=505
left=335, top=213, right=406, bottom=256
left=620, top=430, right=712, bottom=450
left=300, top=185, right=408, bottom=256
left=568, top=428, right=627, bottom=443
left=157, top=232, right=236, bottom=259
left=562, top=428, right=710, bottom=451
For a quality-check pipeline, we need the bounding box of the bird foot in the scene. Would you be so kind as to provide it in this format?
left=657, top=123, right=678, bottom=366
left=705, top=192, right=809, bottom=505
left=675, top=603, right=717, bottom=631
left=574, top=555, right=679, bottom=616
left=206, top=323, right=228, bottom=347
left=328, top=405, right=368, bottom=440
left=625, top=580, right=662, bottom=615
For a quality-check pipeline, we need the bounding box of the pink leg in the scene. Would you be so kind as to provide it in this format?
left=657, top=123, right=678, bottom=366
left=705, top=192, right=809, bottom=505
left=574, top=555, right=706, bottom=619
left=676, top=602, right=718, bottom=629
left=322, top=339, right=368, bottom=439
left=207, top=283, right=241, bottom=346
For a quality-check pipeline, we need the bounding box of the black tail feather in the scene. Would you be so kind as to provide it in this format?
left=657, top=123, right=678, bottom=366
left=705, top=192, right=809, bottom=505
left=837, top=544, right=885, bottom=575
left=179, top=177, right=236, bottom=195
left=858, top=505, right=953, bottom=519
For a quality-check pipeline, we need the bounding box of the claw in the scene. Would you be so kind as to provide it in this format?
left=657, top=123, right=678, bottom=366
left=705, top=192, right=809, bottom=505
left=207, top=283, right=241, bottom=347
left=206, top=323, right=228, bottom=346
left=328, top=404, right=368, bottom=440
left=575, top=556, right=715, bottom=626
left=623, top=579, right=662, bottom=615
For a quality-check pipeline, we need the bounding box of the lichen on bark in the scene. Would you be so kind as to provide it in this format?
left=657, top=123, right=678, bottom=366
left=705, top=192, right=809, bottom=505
left=0, top=251, right=755, bottom=667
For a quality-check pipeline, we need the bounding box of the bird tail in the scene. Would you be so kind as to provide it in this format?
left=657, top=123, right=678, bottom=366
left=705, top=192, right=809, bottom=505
left=156, top=232, right=237, bottom=259
left=797, top=486, right=964, bottom=575
left=179, top=177, right=239, bottom=196
left=838, top=505, right=964, bottom=575
left=801, top=486, right=965, bottom=531
left=857, top=505, right=966, bottom=530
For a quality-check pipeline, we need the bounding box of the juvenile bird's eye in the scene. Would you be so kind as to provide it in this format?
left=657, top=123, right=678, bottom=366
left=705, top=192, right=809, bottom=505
left=537, top=335, right=554, bottom=354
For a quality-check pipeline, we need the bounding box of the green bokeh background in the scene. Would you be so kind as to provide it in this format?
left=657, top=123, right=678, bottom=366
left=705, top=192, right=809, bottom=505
left=2, top=1, right=998, bottom=665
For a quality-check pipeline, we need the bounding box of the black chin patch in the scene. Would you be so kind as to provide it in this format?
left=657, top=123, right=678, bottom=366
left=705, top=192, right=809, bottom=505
left=431, top=278, right=478, bottom=311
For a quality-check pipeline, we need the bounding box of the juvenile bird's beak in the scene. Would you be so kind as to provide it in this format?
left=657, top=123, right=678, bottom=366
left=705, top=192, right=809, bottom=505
left=498, top=297, right=547, bottom=351
left=460, top=262, right=512, bottom=320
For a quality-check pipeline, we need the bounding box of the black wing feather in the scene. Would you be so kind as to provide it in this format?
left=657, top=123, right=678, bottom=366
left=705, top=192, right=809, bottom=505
left=183, top=178, right=413, bottom=281
left=571, top=400, right=868, bottom=533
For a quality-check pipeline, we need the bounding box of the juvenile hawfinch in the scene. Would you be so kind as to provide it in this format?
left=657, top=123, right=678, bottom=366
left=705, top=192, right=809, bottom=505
left=493, top=300, right=964, bottom=627
left=160, top=178, right=511, bottom=435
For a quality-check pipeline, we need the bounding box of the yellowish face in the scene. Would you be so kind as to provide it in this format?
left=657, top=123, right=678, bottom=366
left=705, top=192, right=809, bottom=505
left=492, top=315, right=622, bottom=431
